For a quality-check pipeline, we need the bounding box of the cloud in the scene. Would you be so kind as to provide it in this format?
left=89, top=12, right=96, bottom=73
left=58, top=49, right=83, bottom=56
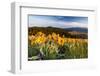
left=64, top=22, right=87, bottom=28
left=29, top=17, right=88, bottom=28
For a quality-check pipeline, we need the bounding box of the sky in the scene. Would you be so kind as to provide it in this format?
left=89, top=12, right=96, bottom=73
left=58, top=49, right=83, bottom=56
left=28, top=15, right=88, bottom=28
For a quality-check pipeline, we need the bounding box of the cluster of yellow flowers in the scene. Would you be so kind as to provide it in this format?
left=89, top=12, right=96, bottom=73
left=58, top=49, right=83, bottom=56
left=47, top=32, right=65, bottom=46
left=29, top=32, right=46, bottom=45
left=28, top=32, right=87, bottom=46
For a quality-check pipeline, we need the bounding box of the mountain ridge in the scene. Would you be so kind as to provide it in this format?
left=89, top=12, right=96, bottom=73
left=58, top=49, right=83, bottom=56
left=28, top=26, right=88, bottom=39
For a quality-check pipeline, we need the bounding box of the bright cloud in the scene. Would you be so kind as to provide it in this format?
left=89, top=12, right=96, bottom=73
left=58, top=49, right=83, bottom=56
left=64, top=22, right=87, bottom=28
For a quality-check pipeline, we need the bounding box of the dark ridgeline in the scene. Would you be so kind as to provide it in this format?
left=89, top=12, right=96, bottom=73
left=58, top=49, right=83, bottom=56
left=28, top=26, right=88, bottom=39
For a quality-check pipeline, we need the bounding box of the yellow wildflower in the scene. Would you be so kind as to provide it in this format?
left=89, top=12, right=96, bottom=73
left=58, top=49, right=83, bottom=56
left=57, top=37, right=65, bottom=46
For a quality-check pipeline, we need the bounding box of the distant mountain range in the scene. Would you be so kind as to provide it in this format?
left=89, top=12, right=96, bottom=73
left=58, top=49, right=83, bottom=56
left=64, top=27, right=88, bottom=33
left=44, top=26, right=88, bottom=33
